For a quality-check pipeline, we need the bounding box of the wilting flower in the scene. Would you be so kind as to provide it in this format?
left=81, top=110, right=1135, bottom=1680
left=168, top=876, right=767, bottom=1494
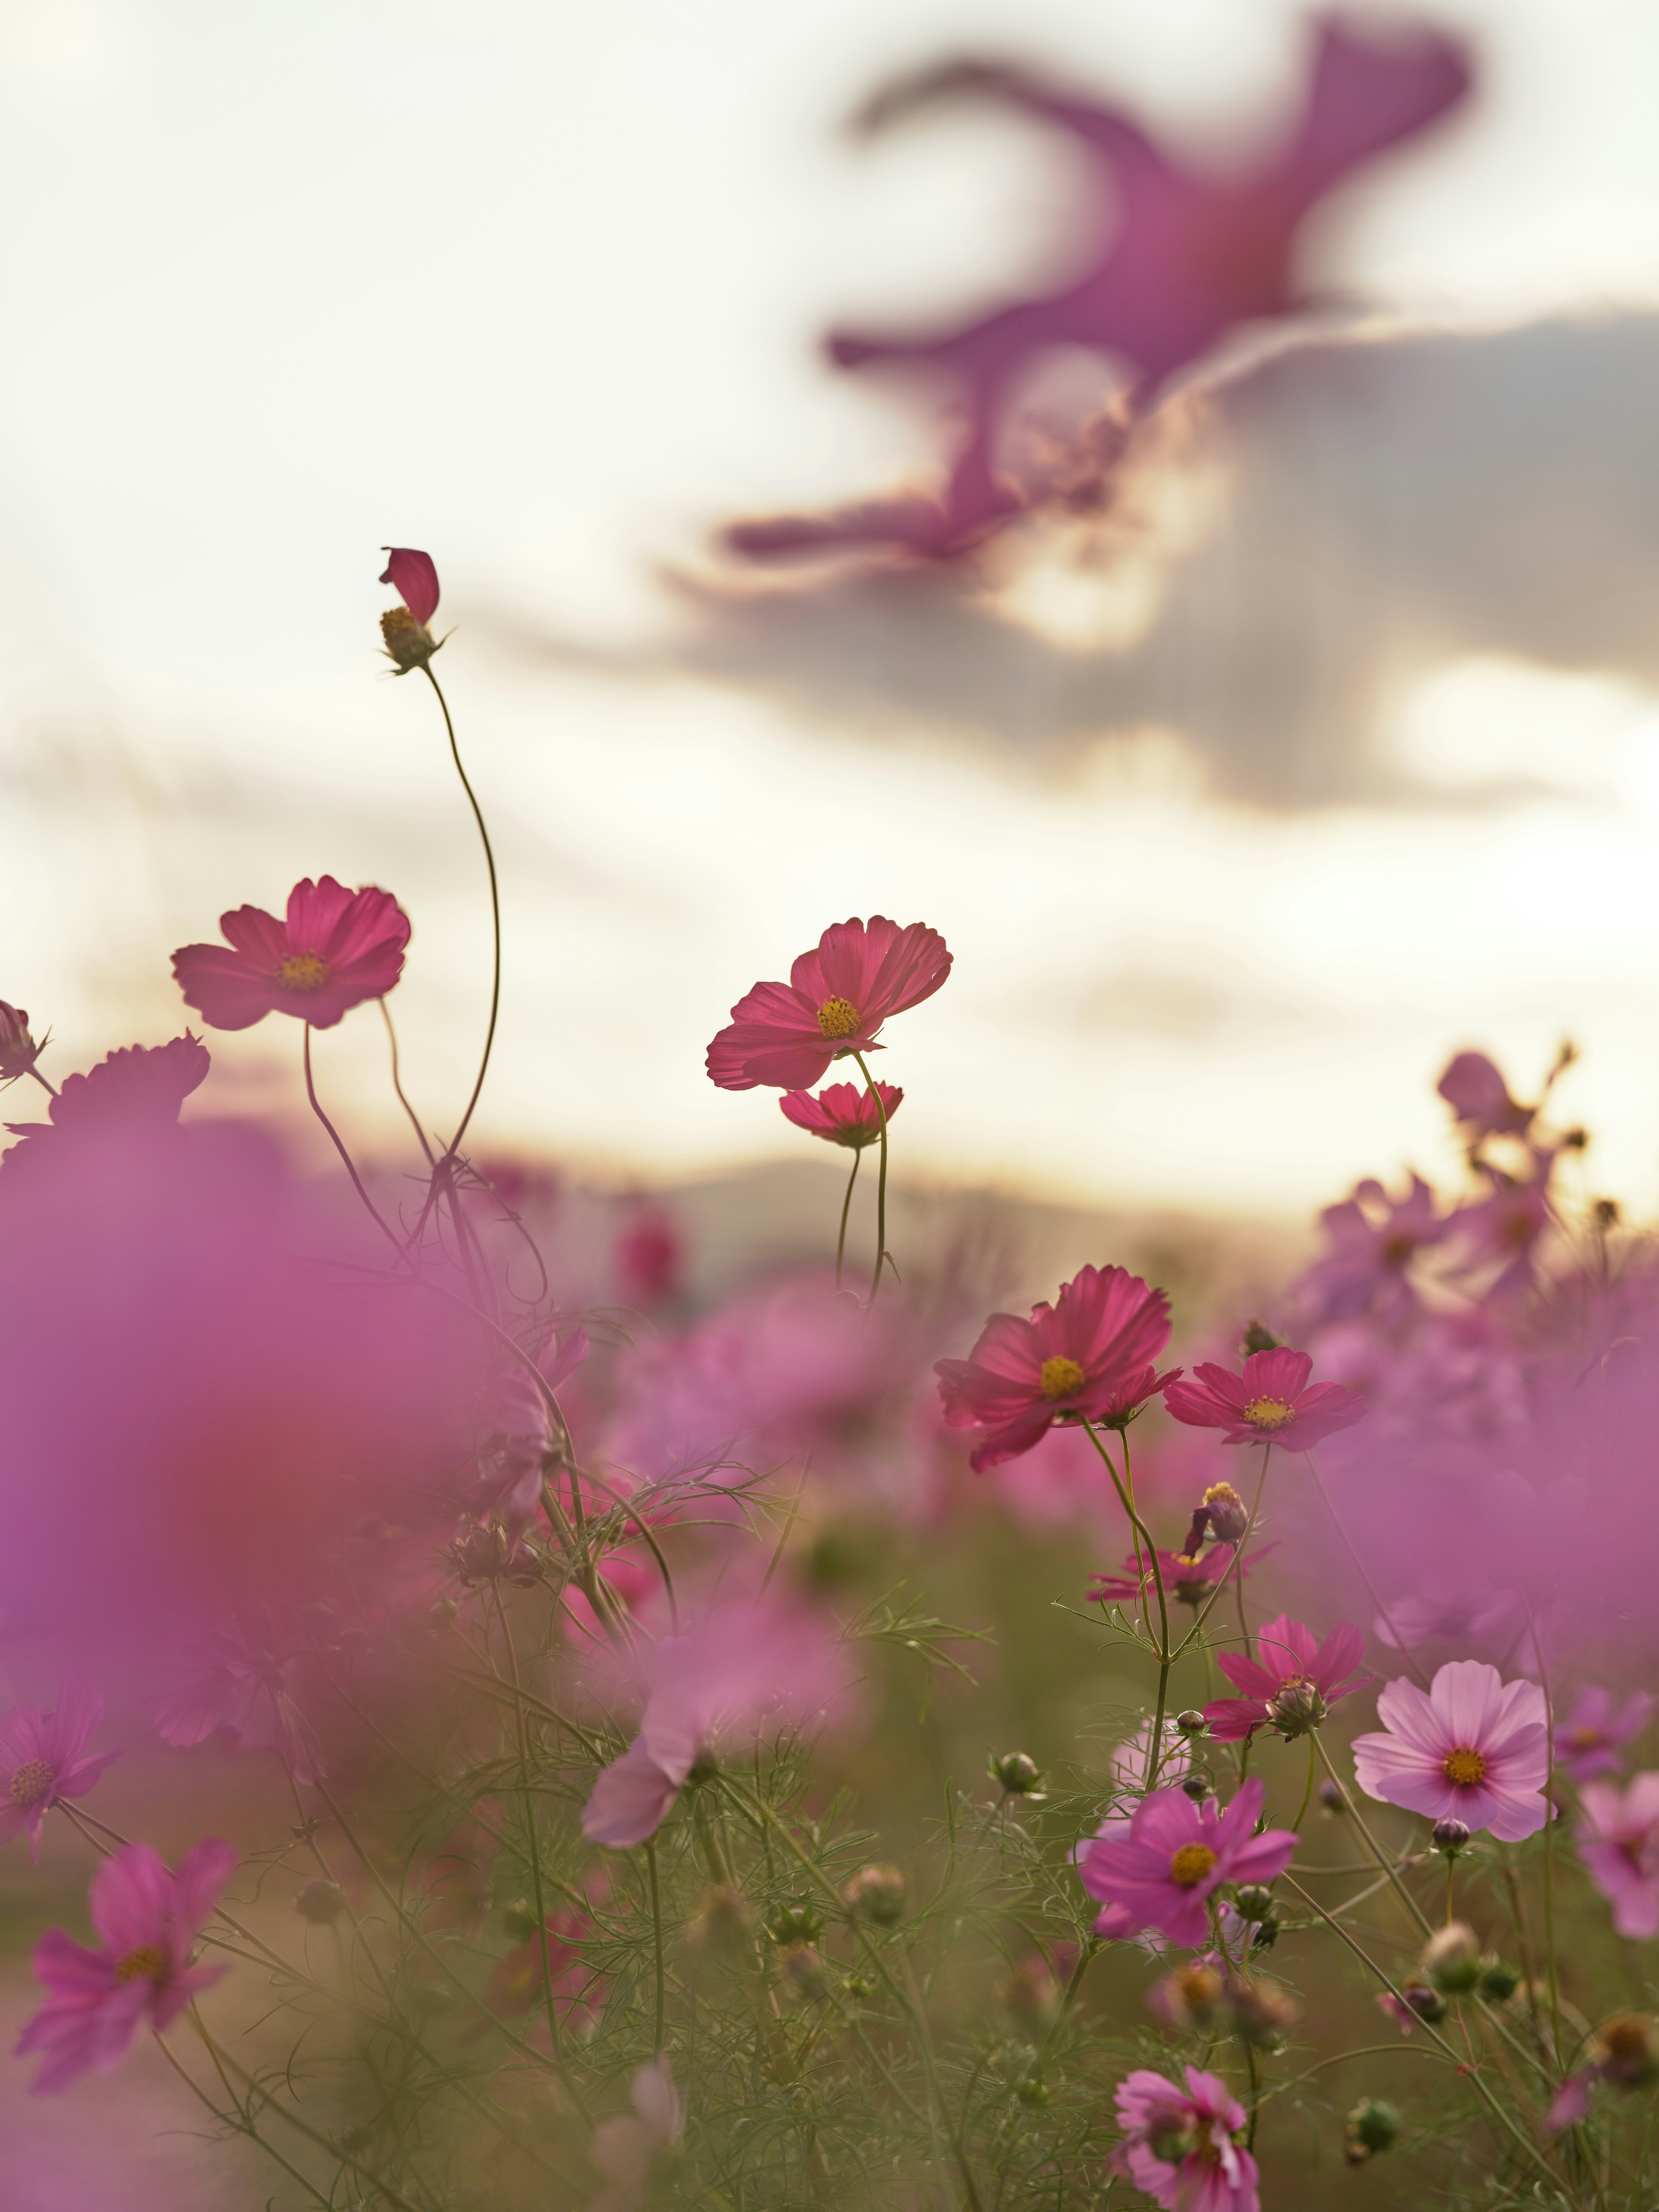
left=379, top=546, right=441, bottom=671
left=935, top=1265, right=1177, bottom=1471
left=779, top=1079, right=903, bottom=1149
left=1203, top=1615, right=1369, bottom=1744
left=1299, top=1173, right=1444, bottom=1322
left=17, top=1839, right=236, bottom=2093
left=1376, top=1983, right=1446, bottom=2035
left=0, top=1680, right=119, bottom=1863
left=1558, top=1686, right=1654, bottom=1783
left=706, top=916, right=951, bottom=1092
left=1548, top=2016, right=1659, bottom=2133
left=1164, top=1347, right=1365, bottom=1450
left=0, top=1001, right=43, bottom=1083
left=171, top=876, right=410, bottom=1031
left=1351, top=1660, right=1549, bottom=1841
left=155, top=1622, right=324, bottom=1784
left=2, top=1035, right=210, bottom=1180
left=582, top=1598, right=849, bottom=1847
left=1079, top=1778, right=1295, bottom=1946
left=1111, top=2064, right=1259, bottom=2212
left=1576, top=1774, right=1659, bottom=1939
left=489, top=1907, right=604, bottom=2031
left=589, top=2055, right=683, bottom=2212
left=1438, top=1050, right=1533, bottom=1141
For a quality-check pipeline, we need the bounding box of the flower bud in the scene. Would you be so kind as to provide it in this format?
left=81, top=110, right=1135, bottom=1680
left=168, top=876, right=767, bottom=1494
left=0, top=1001, right=42, bottom=1082
left=1317, top=1778, right=1345, bottom=1815
left=843, top=1972, right=877, bottom=1999
left=1232, top=1885, right=1276, bottom=1925
left=1400, top=1980, right=1447, bottom=2025
left=1002, top=1956, right=1062, bottom=2028
left=1240, top=1320, right=1281, bottom=1356
left=767, top=1901, right=825, bottom=1948
left=380, top=605, right=439, bottom=673
left=1198, top=1481, right=1249, bottom=1545
left=296, top=1878, right=346, bottom=1925
left=1344, top=2097, right=1399, bottom=2164
left=1180, top=1770, right=1213, bottom=1804
left=688, top=1883, right=753, bottom=1956
left=1175, top=1711, right=1208, bottom=1738
left=1422, top=1921, right=1483, bottom=1996
left=500, top=1898, right=540, bottom=1943
left=1265, top=1678, right=1328, bottom=1740
left=1227, top=1974, right=1300, bottom=2048
left=991, top=1751, right=1044, bottom=1796
left=1478, top=1958, right=1520, bottom=2002
left=1147, top=1960, right=1224, bottom=2032
left=1014, top=2071, right=1052, bottom=2109
left=1594, top=2014, right=1659, bottom=2090
left=777, top=1943, right=827, bottom=2001
left=1430, top=1817, right=1472, bottom=1859
left=842, top=1864, right=906, bottom=1928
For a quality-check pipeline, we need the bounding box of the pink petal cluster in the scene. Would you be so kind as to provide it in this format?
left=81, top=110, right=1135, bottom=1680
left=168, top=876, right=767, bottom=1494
left=1202, top=1614, right=1368, bottom=1744
left=18, top=1839, right=236, bottom=2093
left=1111, top=2063, right=1258, bottom=2212
left=934, top=1264, right=1178, bottom=1471
left=1300, top=1173, right=1444, bottom=1322
left=3, top=1035, right=209, bottom=1179
left=489, top=1907, right=606, bottom=2031
left=1164, top=1347, right=1365, bottom=1450
left=156, top=1623, right=324, bottom=1784
left=706, top=917, right=950, bottom=1092
left=1078, top=1778, right=1295, bottom=1946
left=589, top=2055, right=684, bottom=2212
left=779, top=1079, right=903, bottom=1149
left=0, top=1680, right=119, bottom=1863
left=1438, top=1050, right=1535, bottom=1140
left=1090, top=1543, right=1272, bottom=1611
left=614, top=1202, right=682, bottom=1308
left=172, top=876, right=410, bottom=1031
left=1351, top=1659, right=1549, bottom=1841
left=1576, top=1775, right=1659, bottom=1938
left=1558, top=1686, right=1654, bottom=1783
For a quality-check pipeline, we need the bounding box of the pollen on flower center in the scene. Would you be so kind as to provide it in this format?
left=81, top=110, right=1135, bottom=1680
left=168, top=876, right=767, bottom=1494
left=1243, top=1396, right=1295, bottom=1430
left=277, top=952, right=329, bottom=991
left=115, top=1945, right=169, bottom=1985
left=1167, top=1842, right=1218, bottom=1889
left=816, top=996, right=861, bottom=1040
left=1443, top=1747, right=1487, bottom=1788
left=7, top=1758, right=53, bottom=1809
left=1040, top=1355, right=1088, bottom=1401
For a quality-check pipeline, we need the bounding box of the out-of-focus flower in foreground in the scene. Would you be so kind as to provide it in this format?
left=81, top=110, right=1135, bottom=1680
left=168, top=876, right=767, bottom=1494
left=706, top=916, right=950, bottom=1092
left=172, top=876, right=410, bottom=1031
left=935, top=1264, right=1177, bottom=1471
left=1558, top=1686, right=1654, bottom=1783
left=1164, top=1346, right=1365, bottom=1450
left=1110, top=2063, right=1259, bottom=2212
left=1203, top=1615, right=1369, bottom=1744
left=1438, top=1049, right=1535, bottom=1141
left=1079, top=1777, right=1295, bottom=1946
left=1300, top=1173, right=1444, bottom=1321
left=589, top=2055, right=683, bottom=2212
left=1548, top=2015, right=1659, bottom=2134
left=17, top=1839, right=236, bottom=2093
left=1351, top=1659, right=1549, bottom=1841
left=0, top=1680, right=119, bottom=1864
left=2, top=1036, right=209, bottom=1181
left=378, top=546, right=442, bottom=671
left=779, top=1079, right=903, bottom=1149
left=489, top=1907, right=605, bottom=2031
left=1576, top=1775, right=1659, bottom=1939
left=156, top=1623, right=324, bottom=1784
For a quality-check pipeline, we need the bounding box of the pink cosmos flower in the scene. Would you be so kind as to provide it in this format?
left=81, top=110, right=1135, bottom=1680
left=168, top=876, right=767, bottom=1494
left=1163, top=1348, right=1365, bottom=1451
left=1299, top=1173, right=1444, bottom=1322
left=1203, top=1614, right=1369, bottom=1744
left=1439, top=1050, right=1535, bottom=1140
left=589, top=2055, right=684, bottom=2212
left=0, top=1680, right=119, bottom=1863
left=1078, top=1778, right=1296, bottom=1946
left=779, top=1080, right=903, bottom=1149
left=380, top=547, right=440, bottom=627
left=1111, top=2064, right=1258, bottom=2212
left=2, top=1035, right=209, bottom=1179
left=1089, top=1543, right=1271, bottom=1611
left=615, top=1202, right=682, bottom=1308
left=706, top=916, right=951, bottom=1092
left=1351, top=1659, right=1549, bottom=1841
left=1576, top=1775, right=1659, bottom=1938
left=582, top=1597, right=850, bottom=1848
left=489, top=1907, right=606, bottom=2031
left=935, top=1265, right=1178, bottom=1471
left=18, top=1838, right=236, bottom=2093
left=1558, top=1686, right=1654, bottom=1783
left=171, top=876, right=411, bottom=1031
left=156, top=1622, right=324, bottom=1784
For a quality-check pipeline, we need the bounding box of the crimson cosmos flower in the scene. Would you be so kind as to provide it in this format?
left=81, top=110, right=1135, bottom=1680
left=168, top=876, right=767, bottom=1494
left=171, top=876, right=410, bottom=1031
left=1163, top=1347, right=1365, bottom=1449
left=779, top=1080, right=903, bottom=1148
left=706, top=917, right=950, bottom=1092
left=1202, top=1613, right=1369, bottom=1743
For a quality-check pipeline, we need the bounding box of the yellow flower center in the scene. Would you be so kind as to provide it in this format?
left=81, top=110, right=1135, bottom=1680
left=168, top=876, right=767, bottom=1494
left=8, top=1759, right=53, bottom=1809
left=1167, top=1842, right=1218, bottom=1890
left=1040, top=1356, right=1087, bottom=1402
left=1443, top=1747, right=1487, bottom=1788
left=277, top=952, right=329, bottom=991
left=816, top=996, right=861, bottom=1040
left=1243, top=1397, right=1295, bottom=1430
left=115, top=1945, right=169, bottom=1985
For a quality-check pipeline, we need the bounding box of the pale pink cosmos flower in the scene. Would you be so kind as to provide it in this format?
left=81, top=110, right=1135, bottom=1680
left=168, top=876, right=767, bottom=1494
left=1299, top=1173, right=1444, bottom=1322
left=1438, top=1050, right=1534, bottom=1141
left=1446, top=1154, right=1556, bottom=1297
left=1078, top=1778, right=1295, bottom=1946
left=935, top=1264, right=1178, bottom=1471
left=172, top=876, right=410, bottom=1031
left=1111, top=2063, right=1258, bottom=2212
left=0, top=1679, right=119, bottom=1863
left=582, top=1597, right=849, bottom=1847
left=1576, top=1774, right=1659, bottom=1939
left=156, top=1622, right=324, bottom=1784
left=17, top=1838, right=236, bottom=2093
left=779, top=1079, right=903, bottom=1149
left=1351, top=1659, right=1549, bottom=1841
left=1559, top=1686, right=1653, bottom=1782
left=1202, top=1614, right=1369, bottom=1744
left=490, top=1906, right=607, bottom=2032
left=1163, top=1347, right=1365, bottom=1451
left=589, top=2055, right=683, bottom=2212
left=706, top=916, right=951, bottom=1092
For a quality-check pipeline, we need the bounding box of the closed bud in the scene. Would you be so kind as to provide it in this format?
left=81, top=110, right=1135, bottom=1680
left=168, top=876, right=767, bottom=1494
left=991, top=1751, right=1044, bottom=1797
left=1175, top=1710, right=1208, bottom=1738
left=842, top=1864, right=906, bottom=1928
left=1430, top=1817, right=1472, bottom=1859
left=0, top=1001, right=42, bottom=1082
left=1594, top=2013, right=1659, bottom=2090
left=1344, top=2097, right=1399, bottom=2164
left=1265, top=1678, right=1328, bottom=1739
left=1003, top=1956, right=1062, bottom=2028
left=1147, top=1960, right=1224, bottom=2033
left=1227, top=1974, right=1300, bottom=2048
left=296, top=1878, right=346, bottom=1925
left=1317, top=1778, right=1345, bottom=1815
left=1593, top=1196, right=1620, bottom=1230
left=500, top=1898, right=540, bottom=1943
left=1014, top=2072, right=1051, bottom=2109
left=777, top=1942, right=827, bottom=2001
left=1181, top=1770, right=1213, bottom=1804
left=1422, top=1921, right=1483, bottom=1996
left=1401, top=1980, right=1447, bottom=2025
left=1479, top=1958, right=1520, bottom=2002
left=1232, top=1885, right=1276, bottom=1924
left=427, top=1597, right=459, bottom=1631
left=1240, top=1320, right=1281, bottom=1356
left=1199, top=1481, right=1249, bottom=1545
left=688, top=1883, right=753, bottom=1955
left=768, top=1901, right=825, bottom=1948
left=843, top=1972, right=877, bottom=1999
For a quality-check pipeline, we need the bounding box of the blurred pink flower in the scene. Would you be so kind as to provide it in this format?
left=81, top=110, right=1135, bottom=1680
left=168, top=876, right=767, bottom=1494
left=1446, top=1158, right=1554, bottom=1297
left=615, top=1202, right=683, bottom=1307
left=1111, top=2063, right=1257, bottom=2212
left=155, top=1622, right=324, bottom=1784
left=706, top=916, right=951, bottom=1092
left=1559, top=1687, right=1653, bottom=1783
left=171, top=876, right=410, bottom=1031
left=17, top=1838, right=236, bottom=2093
left=2, top=1035, right=209, bottom=1181
left=779, top=1079, right=903, bottom=1149
left=478, top=1330, right=589, bottom=1530
left=1299, top=1173, right=1443, bottom=1322
left=1078, top=1778, right=1295, bottom=1946
left=0, top=1680, right=119, bottom=1863
left=418, top=1806, right=499, bottom=1938
left=489, top=1907, right=605, bottom=2030
left=1438, top=1050, right=1534, bottom=1141
left=379, top=547, right=440, bottom=626
left=589, top=2055, right=683, bottom=2212
left=582, top=1598, right=849, bottom=1847
left=1203, top=1614, right=1368, bottom=1744
left=1164, top=1347, right=1364, bottom=1451
left=1576, top=1775, right=1659, bottom=1939
left=1351, top=1660, right=1549, bottom=1841
left=1089, top=1544, right=1269, bottom=1611
left=935, top=1264, right=1176, bottom=1471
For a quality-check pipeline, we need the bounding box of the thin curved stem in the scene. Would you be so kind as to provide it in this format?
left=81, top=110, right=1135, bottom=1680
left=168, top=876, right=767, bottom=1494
left=849, top=1050, right=890, bottom=1310
left=302, top=1025, right=411, bottom=1265
left=423, top=662, right=499, bottom=1158
left=835, top=1145, right=861, bottom=1290
left=379, top=996, right=435, bottom=1165
left=25, top=1064, right=57, bottom=1097
left=1305, top=1452, right=1432, bottom=1689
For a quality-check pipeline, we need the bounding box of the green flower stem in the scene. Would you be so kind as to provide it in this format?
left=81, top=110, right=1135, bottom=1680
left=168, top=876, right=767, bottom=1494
left=302, top=1024, right=412, bottom=1265
left=422, top=662, right=500, bottom=1161
left=1304, top=1452, right=1431, bottom=1689
left=835, top=1144, right=861, bottom=1290
left=646, top=1840, right=667, bottom=2053
left=1170, top=1446, right=1274, bottom=1666
left=848, top=1050, right=891, bottom=1309
left=378, top=995, right=435, bottom=1165
left=1080, top=1421, right=1173, bottom=1785
left=1294, top=1735, right=1318, bottom=1832
left=491, top=1583, right=577, bottom=2087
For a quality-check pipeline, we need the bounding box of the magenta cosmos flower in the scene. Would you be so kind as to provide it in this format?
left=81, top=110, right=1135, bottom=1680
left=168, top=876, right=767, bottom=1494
left=1078, top=1778, right=1296, bottom=1946
left=172, top=876, right=410, bottom=1032
left=1112, top=2065, right=1258, bottom=2212
left=1203, top=1614, right=1369, bottom=1744
left=1576, top=1775, right=1659, bottom=1939
left=706, top=916, right=950, bottom=1092
left=1558, top=1686, right=1654, bottom=1783
left=779, top=1079, right=903, bottom=1148
left=18, top=1838, right=236, bottom=2093
left=1438, top=1049, right=1534, bottom=1140
left=1351, top=1659, right=1549, bottom=1841
left=0, top=1679, right=119, bottom=1863
left=379, top=546, right=442, bottom=672
left=935, top=1265, right=1178, bottom=1471
left=1164, top=1347, right=1365, bottom=1450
